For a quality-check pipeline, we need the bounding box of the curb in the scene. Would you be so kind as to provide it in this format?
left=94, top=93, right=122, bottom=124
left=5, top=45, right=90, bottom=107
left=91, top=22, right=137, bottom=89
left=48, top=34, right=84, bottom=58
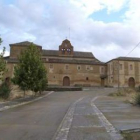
left=120, top=128, right=140, bottom=134
left=0, top=91, right=54, bottom=112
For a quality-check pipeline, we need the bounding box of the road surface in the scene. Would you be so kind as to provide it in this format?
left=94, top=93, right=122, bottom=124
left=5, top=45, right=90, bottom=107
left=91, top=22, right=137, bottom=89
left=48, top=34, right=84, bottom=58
left=0, top=88, right=119, bottom=140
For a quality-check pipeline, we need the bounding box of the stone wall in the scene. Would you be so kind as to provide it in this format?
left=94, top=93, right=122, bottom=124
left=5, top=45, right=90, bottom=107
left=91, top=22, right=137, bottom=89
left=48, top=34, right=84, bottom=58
left=45, top=63, right=106, bottom=86
left=107, top=60, right=140, bottom=87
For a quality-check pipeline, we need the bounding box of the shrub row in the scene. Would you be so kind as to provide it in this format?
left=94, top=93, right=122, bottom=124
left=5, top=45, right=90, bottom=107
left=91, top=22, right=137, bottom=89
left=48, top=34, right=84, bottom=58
left=134, top=93, right=140, bottom=105
left=0, top=82, right=10, bottom=99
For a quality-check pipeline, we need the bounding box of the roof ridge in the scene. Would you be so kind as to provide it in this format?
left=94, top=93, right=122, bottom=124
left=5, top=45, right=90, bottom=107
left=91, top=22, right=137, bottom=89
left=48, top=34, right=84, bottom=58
left=74, top=51, right=93, bottom=53
left=118, top=56, right=140, bottom=58
left=10, top=41, right=41, bottom=47
left=42, top=49, right=58, bottom=51
left=42, top=50, right=93, bottom=53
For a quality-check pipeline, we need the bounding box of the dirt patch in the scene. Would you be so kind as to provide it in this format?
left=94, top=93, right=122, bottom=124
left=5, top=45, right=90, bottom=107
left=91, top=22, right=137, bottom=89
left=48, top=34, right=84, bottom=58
left=10, top=85, right=35, bottom=100
left=109, top=88, right=137, bottom=97
left=123, top=132, right=140, bottom=140
left=108, top=88, right=139, bottom=104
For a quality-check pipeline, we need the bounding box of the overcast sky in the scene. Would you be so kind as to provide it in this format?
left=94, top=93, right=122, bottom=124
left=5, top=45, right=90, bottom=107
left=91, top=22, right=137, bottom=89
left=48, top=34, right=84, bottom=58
left=0, top=0, right=140, bottom=62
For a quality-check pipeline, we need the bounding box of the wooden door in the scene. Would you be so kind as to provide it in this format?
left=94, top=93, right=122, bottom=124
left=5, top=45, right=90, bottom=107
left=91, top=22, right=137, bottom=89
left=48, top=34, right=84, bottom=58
left=101, top=78, right=105, bottom=87
left=128, top=77, right=135, bottom=88
left=63, top=76, right=70, bottom=86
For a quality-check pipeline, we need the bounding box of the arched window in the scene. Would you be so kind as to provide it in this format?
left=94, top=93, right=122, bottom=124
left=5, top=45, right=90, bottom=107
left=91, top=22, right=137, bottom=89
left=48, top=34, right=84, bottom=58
left=67, top=48, right=71, bottom=54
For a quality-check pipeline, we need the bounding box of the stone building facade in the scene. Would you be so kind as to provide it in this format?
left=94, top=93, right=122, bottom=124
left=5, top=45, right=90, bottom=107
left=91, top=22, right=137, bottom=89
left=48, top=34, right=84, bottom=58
left=107, top=57, right=140, bottom=88
left=3, top=39, right=140, bottom=88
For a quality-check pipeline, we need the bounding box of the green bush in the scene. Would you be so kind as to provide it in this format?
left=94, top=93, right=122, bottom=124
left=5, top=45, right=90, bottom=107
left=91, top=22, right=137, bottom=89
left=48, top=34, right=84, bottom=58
left=134, top=93, right=140, bottom=105
left=0, top=83, right=10, bottom=99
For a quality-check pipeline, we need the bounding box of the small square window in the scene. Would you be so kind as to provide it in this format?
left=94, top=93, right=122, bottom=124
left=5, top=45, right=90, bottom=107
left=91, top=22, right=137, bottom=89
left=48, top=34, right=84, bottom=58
left=86, top=65, right=90, bottom=71
left=65, top=65, right=69, bottom=70
left=50, top=64, right=53, bottom=69
left=77, top=65, right=81, bottom=71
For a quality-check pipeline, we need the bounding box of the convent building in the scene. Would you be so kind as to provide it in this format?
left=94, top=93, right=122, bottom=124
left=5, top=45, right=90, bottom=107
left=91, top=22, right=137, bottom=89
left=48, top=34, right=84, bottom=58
left=3, top=39, right=140, bottom=88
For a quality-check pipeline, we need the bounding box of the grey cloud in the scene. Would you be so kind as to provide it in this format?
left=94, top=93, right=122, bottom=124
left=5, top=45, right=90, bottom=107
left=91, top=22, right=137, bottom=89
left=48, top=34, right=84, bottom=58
left=71, top=21, right=140, bottom=49
left=0, top=0, right=140, bottom=62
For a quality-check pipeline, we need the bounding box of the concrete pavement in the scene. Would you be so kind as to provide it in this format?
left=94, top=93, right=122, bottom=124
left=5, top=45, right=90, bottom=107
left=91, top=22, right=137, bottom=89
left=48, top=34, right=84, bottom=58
left=95, top=96, right=140, bottom=131
left=53, top=94, right=123, bottom=140
left=0, top=91, right=52, bottom=112
left=0, top=88, right=140, bottom=140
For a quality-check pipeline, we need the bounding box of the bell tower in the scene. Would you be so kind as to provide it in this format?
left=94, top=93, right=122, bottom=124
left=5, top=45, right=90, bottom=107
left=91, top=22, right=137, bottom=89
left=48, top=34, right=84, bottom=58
left=59, top=39, right=74, bottom=56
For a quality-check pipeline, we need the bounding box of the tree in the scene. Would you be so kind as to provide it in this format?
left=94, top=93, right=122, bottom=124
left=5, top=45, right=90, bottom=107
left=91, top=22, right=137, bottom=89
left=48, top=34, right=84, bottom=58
left=12, top=44, right=47, bottom=95
left=0, top=37, right=6, bottom=82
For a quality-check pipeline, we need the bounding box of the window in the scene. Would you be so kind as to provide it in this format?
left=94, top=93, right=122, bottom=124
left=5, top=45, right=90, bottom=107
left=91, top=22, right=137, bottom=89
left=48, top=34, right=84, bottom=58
left=77, top=65, right=81, bottom=71
left=65, top=64, right=69, bottom=70
left=67, top=48, right=70, bottom=52
left=86, top=77, right=89, bottom=80
left=67, top=48, right=71, bottom=54
left=120, top=64, right=122, bottom=70
left=90, top=67, right=93, bottom=70
left=111, top=77, right=113, bottom=83
left=62, top=48, right=65, bottom=54
left=86, top=65, right=90, bottom=71
left=49, top=64, right=53, bottom=69
left=100, top=67, right=104, bottom=74
left=130, top=64, right=133, bottom=70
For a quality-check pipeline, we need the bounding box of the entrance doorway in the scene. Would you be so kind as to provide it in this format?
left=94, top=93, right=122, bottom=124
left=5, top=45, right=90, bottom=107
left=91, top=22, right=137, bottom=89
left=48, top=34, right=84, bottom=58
left=63, top=76, right=70, bottom=86
left=128, top=77, right=135, bottom=88
left=101, top=78, right=105, bottom=87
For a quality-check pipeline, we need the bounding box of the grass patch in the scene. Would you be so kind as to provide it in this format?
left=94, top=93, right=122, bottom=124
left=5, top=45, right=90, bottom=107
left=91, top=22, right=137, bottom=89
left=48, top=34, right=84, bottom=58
left=134, top=93, right=140, bottom=105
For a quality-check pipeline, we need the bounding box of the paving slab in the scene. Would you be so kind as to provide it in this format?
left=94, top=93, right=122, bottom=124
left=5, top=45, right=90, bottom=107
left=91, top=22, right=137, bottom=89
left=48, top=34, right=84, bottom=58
left=67, top=97, right=114, bottom=140
left=95, top=97, right=140, bottom=131
left=68, top=127, right=112, bottom=140
left=72, top=114, right=102, bottom=127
